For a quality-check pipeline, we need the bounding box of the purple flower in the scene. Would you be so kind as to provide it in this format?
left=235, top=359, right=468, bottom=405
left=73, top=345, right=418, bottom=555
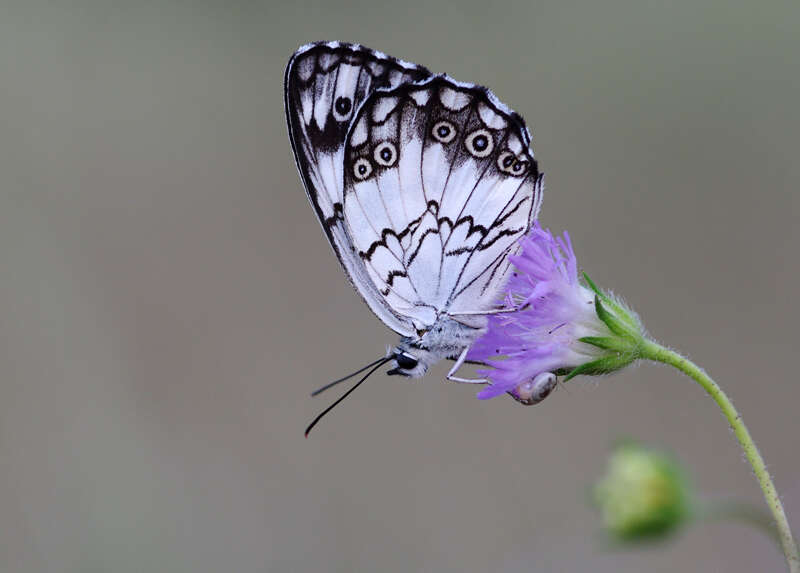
left=468, top=223, right=642, bottom=402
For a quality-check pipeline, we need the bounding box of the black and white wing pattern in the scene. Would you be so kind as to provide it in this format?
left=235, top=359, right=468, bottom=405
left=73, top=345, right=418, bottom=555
left=285, top=42, right=542, bottom=337
left=284, top=42, right=431, bottom=336
left=342, top=77, right=543, bottom=330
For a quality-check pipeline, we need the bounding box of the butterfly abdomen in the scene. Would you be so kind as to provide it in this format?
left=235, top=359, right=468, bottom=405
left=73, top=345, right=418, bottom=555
left=391, top=315, right=485, bottom=377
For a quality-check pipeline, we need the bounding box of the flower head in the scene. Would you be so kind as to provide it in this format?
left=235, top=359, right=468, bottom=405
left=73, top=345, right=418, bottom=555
left=468, top=223, right=643, bottom=401
left=593, top=442, right=691, bottom=541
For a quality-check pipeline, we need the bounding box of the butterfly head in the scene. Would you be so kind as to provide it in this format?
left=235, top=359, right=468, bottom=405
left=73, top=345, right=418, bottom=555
left=386, top=345, right=435, bottom=378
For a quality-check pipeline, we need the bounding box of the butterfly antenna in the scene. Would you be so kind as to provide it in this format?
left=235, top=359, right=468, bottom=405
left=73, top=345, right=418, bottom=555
left=305, top=356, right=392, bottom=437
left=310, top=356, right=390, bottom=397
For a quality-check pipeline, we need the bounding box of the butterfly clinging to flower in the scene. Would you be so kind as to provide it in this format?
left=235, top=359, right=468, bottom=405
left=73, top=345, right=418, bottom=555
left=284, top=42, right=543, bottom=432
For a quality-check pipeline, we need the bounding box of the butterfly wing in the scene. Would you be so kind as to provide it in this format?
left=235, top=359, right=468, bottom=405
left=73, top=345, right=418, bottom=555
left=284, top=42, right=431, bottom=336
left=342, top=77, right=543, bottom=329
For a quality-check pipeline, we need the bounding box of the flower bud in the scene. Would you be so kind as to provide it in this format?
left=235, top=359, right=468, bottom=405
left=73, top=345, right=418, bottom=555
left=593, top=443, right=691, bottom=541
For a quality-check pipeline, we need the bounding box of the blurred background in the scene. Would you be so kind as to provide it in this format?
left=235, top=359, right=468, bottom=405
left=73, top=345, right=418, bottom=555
left=1, top=0, right=798, bottom=571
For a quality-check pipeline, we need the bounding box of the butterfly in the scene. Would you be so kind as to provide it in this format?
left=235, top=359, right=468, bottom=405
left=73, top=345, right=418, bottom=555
left=284, top=42, right=543, bottom=433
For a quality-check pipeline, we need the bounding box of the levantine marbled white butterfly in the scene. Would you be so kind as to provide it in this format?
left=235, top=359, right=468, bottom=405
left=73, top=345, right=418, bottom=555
left=284, top=42, right=543, bottom=433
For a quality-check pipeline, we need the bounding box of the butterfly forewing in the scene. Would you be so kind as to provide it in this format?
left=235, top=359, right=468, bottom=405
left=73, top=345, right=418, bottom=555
left=285, top=42, right=431, bottom=336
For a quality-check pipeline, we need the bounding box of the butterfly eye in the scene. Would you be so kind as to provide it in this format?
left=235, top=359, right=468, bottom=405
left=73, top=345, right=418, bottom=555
left=431, top=120, right=457, bottom=143
left=465, top=129, right=494, bottom=158
left=333, top=96, right=353, bottom=120
left=353, top=157, right=374, bottom=180
left=512, top=372, right=557, bottom=405
left=373, top=142, right=398, bottom=167
left=394, top=352, right=419, bottom=370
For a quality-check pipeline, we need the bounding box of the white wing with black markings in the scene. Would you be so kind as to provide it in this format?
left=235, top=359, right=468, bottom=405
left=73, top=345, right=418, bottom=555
left=285, top=42, right=432, bottom=336
left=285, top=42, right=542, bottom=336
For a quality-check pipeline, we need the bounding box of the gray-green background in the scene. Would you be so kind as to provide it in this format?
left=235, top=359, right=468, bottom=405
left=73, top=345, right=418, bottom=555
left=2, top=1, right=798, bottom=571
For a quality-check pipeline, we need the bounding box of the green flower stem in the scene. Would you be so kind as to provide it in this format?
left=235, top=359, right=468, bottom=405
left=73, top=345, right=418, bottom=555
left=641, top=340, right=799, bottom=572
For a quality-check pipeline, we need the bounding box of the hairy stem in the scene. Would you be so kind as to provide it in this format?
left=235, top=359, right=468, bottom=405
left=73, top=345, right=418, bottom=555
left=641, top=340, right=799, bottom=572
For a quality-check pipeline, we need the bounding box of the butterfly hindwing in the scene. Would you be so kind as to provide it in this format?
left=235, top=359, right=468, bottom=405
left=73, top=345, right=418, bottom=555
left=342, top=77, right=543, bottom=326
left=285, top=42, right=432, bottom=336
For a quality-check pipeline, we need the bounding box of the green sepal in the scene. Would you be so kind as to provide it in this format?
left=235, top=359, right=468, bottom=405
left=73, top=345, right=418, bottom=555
left=583, top=272, right=639, bottom=331
left=579, top=336, right=634, bottom=352
left=594, top=295, right=635, bottom=338
left=563, top=353, right=635, bottom=382
left=562, top=362, right=593, bottom=382
left=582, top=272, right=607, bottom=300
left=609, top=298, right=640, bottom=332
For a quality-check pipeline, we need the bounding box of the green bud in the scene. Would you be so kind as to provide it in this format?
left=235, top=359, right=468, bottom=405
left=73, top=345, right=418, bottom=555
left=593, top=442, right=691, bottom=541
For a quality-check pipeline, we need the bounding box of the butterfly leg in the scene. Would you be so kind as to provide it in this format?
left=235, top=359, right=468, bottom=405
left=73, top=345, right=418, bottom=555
left=446, top=347, right=487, bottom=384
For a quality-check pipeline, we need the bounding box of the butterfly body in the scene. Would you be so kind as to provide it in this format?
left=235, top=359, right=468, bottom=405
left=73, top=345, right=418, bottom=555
left=389, top=315, right=485, bottom=377
left=285, top=42, right=542, bottom=380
